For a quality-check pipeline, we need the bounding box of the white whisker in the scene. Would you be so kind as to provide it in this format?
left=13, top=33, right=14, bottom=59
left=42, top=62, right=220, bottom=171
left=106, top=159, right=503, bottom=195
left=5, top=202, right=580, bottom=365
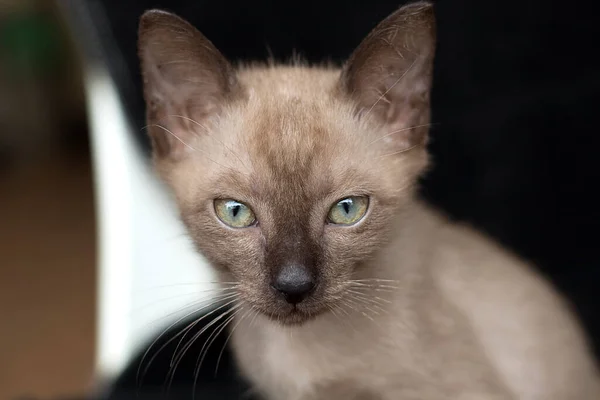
left=136, top=296, right=238, bottom=390
left=166, top=304, right=241, bottom=395
left=192, top=306, right=243, bottom=395
left=249, top=307, right=261, bottom=329
left=379, top=142, right=425, bottom=157
left=150, top=123, right=196, bottom=150
left=341, top=298, right=376, bottom=323
left=368, top=123, right=433, bottom=146
left=132, top=288, right=238, bottom=315
left=346, top=290, right=391, bottom=310
left=345, top=296, right=382, bottom=317
left=214, top=306, right=252, bottom=376
left=144, top=124, right=232, bottom=170
left=136, top=292, right=239, bottom=332
left=347, top=289, right=392, bottom=305
left=136, top=282, right=240, bottom=292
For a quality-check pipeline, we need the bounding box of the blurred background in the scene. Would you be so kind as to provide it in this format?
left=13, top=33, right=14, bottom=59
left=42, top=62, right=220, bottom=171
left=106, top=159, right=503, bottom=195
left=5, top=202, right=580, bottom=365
left=0, top=0, right=94, bottom=399
left=1, top=0, right=599, bottom=399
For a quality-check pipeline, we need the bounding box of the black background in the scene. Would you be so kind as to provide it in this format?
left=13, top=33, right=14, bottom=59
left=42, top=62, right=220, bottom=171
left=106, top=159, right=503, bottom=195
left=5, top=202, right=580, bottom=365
left=74, top=0, right=600, bottom=396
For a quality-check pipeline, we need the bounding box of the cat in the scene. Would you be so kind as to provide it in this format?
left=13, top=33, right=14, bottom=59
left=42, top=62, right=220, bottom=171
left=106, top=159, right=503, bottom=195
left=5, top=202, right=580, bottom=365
left=137, top=2, right=600, bottom=399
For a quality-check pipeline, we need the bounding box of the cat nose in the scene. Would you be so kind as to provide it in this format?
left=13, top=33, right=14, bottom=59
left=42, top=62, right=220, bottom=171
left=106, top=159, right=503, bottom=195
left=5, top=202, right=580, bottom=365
left=272, top=263, right=315, bottom=304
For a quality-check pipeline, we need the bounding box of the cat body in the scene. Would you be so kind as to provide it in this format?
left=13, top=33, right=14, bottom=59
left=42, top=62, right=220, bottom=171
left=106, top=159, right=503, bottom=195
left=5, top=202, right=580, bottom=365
left=137, top=2, right=600, bottom=399
left=232, top=202, right=598, bottom=399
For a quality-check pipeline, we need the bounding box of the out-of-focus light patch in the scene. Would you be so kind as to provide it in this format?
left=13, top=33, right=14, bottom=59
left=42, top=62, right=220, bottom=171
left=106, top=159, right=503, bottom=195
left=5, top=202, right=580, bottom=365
left=83, top=66, right=215, bottom=383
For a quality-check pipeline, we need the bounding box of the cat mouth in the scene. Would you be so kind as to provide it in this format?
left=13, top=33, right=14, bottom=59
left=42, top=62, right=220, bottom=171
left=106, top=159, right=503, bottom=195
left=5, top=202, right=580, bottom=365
left=263, top=304, right=325, bottom=326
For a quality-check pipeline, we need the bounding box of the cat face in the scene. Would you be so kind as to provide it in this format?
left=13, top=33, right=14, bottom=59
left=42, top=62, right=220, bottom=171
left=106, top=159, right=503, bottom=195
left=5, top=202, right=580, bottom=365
left=138, top=2, right=435, bottom=324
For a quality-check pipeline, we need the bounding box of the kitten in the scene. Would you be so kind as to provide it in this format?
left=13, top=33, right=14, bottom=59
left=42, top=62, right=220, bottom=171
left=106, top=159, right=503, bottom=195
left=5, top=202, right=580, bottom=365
left=137, top=2, right=600, bottom=399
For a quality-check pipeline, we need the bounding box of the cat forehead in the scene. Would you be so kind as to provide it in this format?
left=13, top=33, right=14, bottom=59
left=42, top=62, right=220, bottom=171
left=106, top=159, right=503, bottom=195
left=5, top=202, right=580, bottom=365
left=229, top=67, right=365, bottom=169
left=237, top=66, right=341, bottom=98
left=195, top=76, right=358, bottom=199
left=183, top=66, right=388, bottom=201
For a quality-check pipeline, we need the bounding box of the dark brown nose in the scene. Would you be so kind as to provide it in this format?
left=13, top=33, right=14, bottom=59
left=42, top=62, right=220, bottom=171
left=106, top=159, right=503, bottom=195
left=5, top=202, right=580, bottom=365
left=272, top=263, right=315, bottom=304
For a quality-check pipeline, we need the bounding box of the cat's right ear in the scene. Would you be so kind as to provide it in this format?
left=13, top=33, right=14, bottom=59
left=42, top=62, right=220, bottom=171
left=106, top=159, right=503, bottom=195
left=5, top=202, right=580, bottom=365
left=138, top=10, right=240, bottom=160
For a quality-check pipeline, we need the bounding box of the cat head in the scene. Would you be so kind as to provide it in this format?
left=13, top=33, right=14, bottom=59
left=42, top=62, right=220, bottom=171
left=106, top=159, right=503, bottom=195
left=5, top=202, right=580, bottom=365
left=138, top=2, right=435, bottom=325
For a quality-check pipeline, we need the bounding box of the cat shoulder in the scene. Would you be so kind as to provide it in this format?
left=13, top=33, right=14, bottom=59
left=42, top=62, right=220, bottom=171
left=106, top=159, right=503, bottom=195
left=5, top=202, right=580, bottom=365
left=430, top=219, right=600, bottom=398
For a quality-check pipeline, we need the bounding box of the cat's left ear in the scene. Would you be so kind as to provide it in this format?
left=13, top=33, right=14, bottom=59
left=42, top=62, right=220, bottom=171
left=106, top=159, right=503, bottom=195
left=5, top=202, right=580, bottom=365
left=340, top=2, right=436, bottom=151
left=138, top=10, right=240, bottom=160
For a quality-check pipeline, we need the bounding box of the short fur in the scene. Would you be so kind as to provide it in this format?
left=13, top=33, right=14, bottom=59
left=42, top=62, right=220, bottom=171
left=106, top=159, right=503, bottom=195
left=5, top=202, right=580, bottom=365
left=138, top=2, right=600, bottom=399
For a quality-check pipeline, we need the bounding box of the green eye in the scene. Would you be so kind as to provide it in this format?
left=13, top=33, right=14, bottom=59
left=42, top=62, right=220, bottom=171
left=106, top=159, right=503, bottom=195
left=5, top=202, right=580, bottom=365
left=214, top=199, right=256, bottom=228
left=327, top=196, right=369, bottom=225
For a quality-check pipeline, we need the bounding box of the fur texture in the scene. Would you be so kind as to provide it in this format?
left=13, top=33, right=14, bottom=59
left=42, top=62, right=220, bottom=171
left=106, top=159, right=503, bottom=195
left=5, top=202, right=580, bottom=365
left=137, top=2, right=600, bottom=399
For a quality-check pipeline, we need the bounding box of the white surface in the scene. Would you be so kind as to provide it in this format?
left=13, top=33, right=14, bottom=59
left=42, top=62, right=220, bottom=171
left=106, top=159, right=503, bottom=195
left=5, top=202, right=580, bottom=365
left=83, top=66, right=216, bottom=381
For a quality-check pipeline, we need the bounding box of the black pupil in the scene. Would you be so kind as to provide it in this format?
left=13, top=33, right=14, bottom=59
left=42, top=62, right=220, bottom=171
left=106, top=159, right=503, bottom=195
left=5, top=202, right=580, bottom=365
left=342, top=199, right=352, bottom=214
left=231, top=205, right=241, bottom=217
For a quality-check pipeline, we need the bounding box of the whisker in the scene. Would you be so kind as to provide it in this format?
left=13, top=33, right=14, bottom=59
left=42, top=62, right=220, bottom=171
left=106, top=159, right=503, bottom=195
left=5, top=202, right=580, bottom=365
left=378, top=142, right=425, bottom=157
left=327, top=304, right=341, bottom=322
left=332, top=303, right=359, bottom=333
left=327, top=303, right=353, bottom=332
left=334, top=302, right=352, bottom=318
left=136, top=296, right=238, bottom=390
left=346, top=289, right=392, bottom=305
left=345, top=296, right=382, bottom=317
left=333, top=301, right=362, bottom=331
left=348, top=286, right=399, bottom=294
left=168, top=296, right=239, bottom=367
left=197, top=306, right=242, bottom=375
left=136, top=282, right=240, bottom=292
left=341, top=298, right=376, bottom=323
left=343, top=296, right=387, bottom=332
left=346, top=290, right=391, bottom=309
left=368, top=123, right=434, bottom=146
left=349, top=282, right=399, bottom=288
left=143, top=124, right=231, bottom=170
left=147, top=124, right=196, bottom=151
left=168, top=114, right=208, bottom=130
left=191, top=307, right=243, bottom=397
left=349, top=281, right=400, bottom=290
left=347, top=286, right=394, bottom=296
left=132, top=289, right=238, bottom=315
left=214, top=306, right=252, bottom=376
left=136, top=304, right=204, bottom=393
left=166, top=304, right=240, bottom=396
left=133, top=283, right=239, bottom=299
left=136, top=292, right=239, bottom=332
left=249, top=307, right=261, bottom=329
left=168, top=317, right=206, bottom=368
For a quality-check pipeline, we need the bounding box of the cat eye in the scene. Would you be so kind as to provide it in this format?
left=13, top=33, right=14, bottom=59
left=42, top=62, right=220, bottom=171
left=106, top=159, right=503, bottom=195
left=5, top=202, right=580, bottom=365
left=327, top=196, right=369, bottom=226
left=214, top=199, right=256, bottom=228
